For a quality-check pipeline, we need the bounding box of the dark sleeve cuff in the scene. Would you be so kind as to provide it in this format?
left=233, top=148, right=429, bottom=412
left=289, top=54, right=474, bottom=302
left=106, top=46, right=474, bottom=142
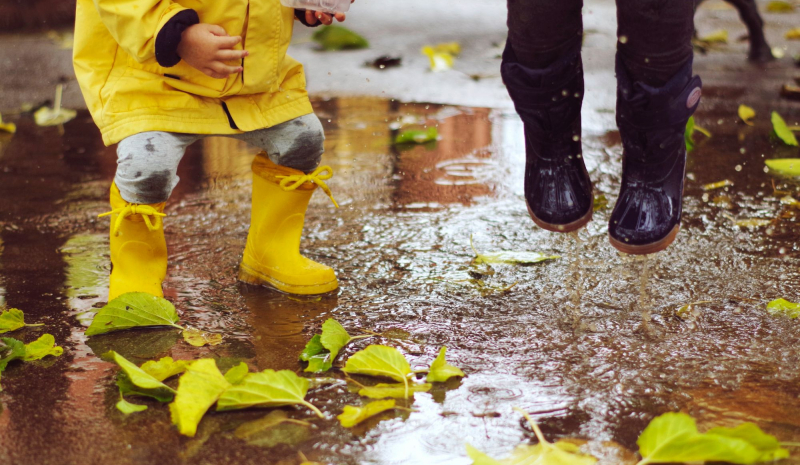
left=294, top=9, right=322, bottom=27
left=156, top=9, right=200, bottom=68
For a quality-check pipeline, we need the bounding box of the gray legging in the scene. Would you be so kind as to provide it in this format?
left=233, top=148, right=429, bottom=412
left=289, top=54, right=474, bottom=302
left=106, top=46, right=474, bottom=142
left=114, top=113, right=325, bottom=204
left=506, top=0, right=695, bottom=86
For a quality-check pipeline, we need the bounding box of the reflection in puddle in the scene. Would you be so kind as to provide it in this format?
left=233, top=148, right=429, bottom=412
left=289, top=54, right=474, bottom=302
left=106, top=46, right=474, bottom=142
left=0, top=94, right=799, bottom=464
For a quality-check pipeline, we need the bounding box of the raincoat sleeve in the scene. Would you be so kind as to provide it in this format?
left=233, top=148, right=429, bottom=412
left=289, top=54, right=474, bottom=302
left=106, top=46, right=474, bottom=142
left=92, top=0, right=193, bottom=63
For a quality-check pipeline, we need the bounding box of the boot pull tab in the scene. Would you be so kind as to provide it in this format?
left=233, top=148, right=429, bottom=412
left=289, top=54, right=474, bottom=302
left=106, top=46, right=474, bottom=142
left=99, top=204, right=167, bottom=236
left=277, top=165, right=340, bottom=208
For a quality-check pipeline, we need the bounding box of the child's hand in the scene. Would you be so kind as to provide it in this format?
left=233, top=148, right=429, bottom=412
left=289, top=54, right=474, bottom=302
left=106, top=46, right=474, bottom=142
left=304, top=0, right=354, bottom=25
left=177, top=23, right=248, bottom=79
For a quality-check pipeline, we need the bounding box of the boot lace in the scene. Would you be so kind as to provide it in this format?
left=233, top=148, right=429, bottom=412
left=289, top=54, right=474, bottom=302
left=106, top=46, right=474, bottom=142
left=99, top=204, right=166, bottom=237
left=277, top=165, right=339, bottom=208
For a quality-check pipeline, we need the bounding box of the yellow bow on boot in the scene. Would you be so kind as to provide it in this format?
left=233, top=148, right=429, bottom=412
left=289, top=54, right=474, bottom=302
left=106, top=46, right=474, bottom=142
left=238, top=153, right=339, bottom=295
left=99, top=184, right=168, bottom=301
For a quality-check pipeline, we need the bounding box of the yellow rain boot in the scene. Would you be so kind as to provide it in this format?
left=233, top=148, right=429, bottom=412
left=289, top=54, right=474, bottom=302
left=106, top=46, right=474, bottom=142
left=238, top=153, right=339, bottom=295
left=100, top=184, right=168, bottom=301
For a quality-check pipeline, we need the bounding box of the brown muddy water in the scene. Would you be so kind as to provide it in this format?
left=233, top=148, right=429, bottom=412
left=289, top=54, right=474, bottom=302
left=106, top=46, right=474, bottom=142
left=0, top=86, right=799, bottom=465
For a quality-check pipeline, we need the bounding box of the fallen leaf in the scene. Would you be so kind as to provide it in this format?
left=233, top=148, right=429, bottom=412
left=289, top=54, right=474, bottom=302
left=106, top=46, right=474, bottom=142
left=46, top=30, right=74, bottom=49
left=471, top=236, right=559, bottom=265
left=787, top=28, right=800, bottom=39
left=0, top=113, right=16, bottom=134
left=593, top=194, right=609, bottom=212
left=106, top=351, right=176, bottom=402
left=182, top=328, right=222, bottom=347
left=707, top=423, right=789, bottom=461
left=140, top=357, right=189, bottom=381
left=0, top=337, right=26, bottom=374
left=738, top=105, right=756, bottom=126
left=321, top=318, right=351, bottom=361
left=34, top=84, right=77, bottom=127
left=702, top=180, right=734, bottom=191
left=771, top=111, right=799, bottom=146
left=170, top=359, right=231, bottom=437
left=636, top=412, right=787, bottom=464
left=233, top=410, right=311, bottom=448
left=422, top=45, right=455, bottom=72
left=426, top=346, right=465, bottom=383
left=22, top=334, right=63, bottom=361
left=781, top=84, right=800, bottom=102
left=312, top=25, right=369, bottom=51
left=217, top=369, right=323, bottom=418
left=394, top=127, right=438, bottom=145
left=300, top=334, right=325, bottom=362
left=337, top=399, right=397, bottom=427
left=767, top=1, right=795, bottom=12
left=699, top=29, right=729, bottom=44
left=86, top=293, right=182, bottom=336
left=357, top=382, right=432, bottom=399
left=766, top=158, right=800, bottom=176
left=466, top=408, right=597, bottom=465
left=734, top=218, right=772, bottom=228
left=116, top=398, right=148, bottom=415
left=343, top=345, right=412, bottom=398
left=0, top=309, right=27, bottom=333
left=224, top=362, right=249, bottom=385
left=766, top=298, right=800, bottom=318
left=304, top=353, right=333, bottom=373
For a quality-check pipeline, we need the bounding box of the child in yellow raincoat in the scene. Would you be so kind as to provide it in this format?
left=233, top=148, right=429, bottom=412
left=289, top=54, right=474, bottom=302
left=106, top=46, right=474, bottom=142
left=73, top=1, right=351, bottom=300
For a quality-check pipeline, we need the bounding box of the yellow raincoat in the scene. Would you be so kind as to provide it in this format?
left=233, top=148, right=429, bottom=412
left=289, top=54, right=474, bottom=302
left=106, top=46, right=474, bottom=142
left=73, top=0, right=313, bottom=146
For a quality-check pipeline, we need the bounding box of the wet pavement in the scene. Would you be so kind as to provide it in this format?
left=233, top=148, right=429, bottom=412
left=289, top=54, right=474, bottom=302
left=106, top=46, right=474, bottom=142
left=1, top=1, right=800, bottom=465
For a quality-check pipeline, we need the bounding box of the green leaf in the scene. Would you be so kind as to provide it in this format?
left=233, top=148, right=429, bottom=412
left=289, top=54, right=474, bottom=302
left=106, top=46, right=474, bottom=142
left=394, top=127, right=438, bottom=145
left=767, top=1, right=795, bottom=12
left=116, top=398, right=148, bottom=415
left=106, top=351, right=176, bottom=402
left=471, top=236, right=559, bottom=265
left=343, top=345, right=412, bottom=399
left=86, top=293, right=182, bottom=336
left=233, top=410, right=311, bottom=448
left=224, top=362, right=249, bottom=385
left=0, top=309, right=27, bottom=333
left=706, top=423, right=789, bottom=461
left=358, top=382, right=432, bottom=399
left=299, top=334, right=325, bottom=361
left=739, top=105, right=756, bottom=126
left=22, top=334, right=63, bottom=361
left=304, top=353, right=333, bottom=373
left=312, top=25, right=369, bottom=51
left=182, top=328, right=222, bottom=347
left=636, top=412, right=770, bottom=464
left=337, top=399, right=397, bottom=427
left=426, top=346, right=465, bottom=383
left=216, top=369, right=323, bottom=418
left=0, top=337, right=26, bottom=372
left=685, top=116, right=711, bottom=152
left=771, top=112, right=799, bottom=146
left=765, top=158, right=800, bottom=177
left=766, top=298, right=800, bottom=318
left=169, top=359, right=231, bottom=437
left=321, top=318, right=351, bottom=361
left=140, top=357, right=189, bottom=382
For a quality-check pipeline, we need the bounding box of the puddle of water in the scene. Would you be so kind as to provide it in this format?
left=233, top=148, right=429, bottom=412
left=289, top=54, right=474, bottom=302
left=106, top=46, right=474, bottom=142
left=0, top=90, right=799, bottom=465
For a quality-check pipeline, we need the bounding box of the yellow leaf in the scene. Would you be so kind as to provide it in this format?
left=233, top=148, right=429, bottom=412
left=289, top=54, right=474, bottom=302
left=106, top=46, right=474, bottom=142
left=34, top=85, right=76, bottom=127
left=767, top=1, right=795, bottom=12
left=738, top=105, right=755, bottom=126
left=702, top=180, right=733, bottom=191
left=0, top=113, right=15, bottom=134
left=169, top=359, right=230, bottom=437
left=786, top=28, right=800, bottom=39
left=183, top=328, right=222, bottom=347
left=432, top=42, right=461, bottom=56
left=421, top=46, right=455, bottom=72
left=699, top=29, right=728, bottom=44
left=766, top=158, right=800, bottom=176
left=337, top=400, right=397, bottom=427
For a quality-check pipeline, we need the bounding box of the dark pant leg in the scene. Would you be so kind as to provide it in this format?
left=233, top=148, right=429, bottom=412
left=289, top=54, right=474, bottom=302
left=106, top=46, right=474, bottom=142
left=506, top=0, right=584, bottom=69
left=616, top=0, right=695, bottom=86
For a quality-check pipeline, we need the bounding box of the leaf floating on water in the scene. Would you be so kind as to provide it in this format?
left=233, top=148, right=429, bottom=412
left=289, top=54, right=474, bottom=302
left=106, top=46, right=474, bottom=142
left=182, top=328, right=222, bottom=347
left=34, top=84, right=77, bottom=127
left=170, top=359, right=231, bottom=437
left=593, top=194, right=609, bottom=212
left=217, top=369, right=323, bottom=418
left=699, top=29, right=728, bottom=44
left=0, top=337, right=26, bottom=374
left=766, top=298, right=800, bottom=318
left=422, top=45, right=455, bottom=72
left=86, top=293, right=182, bottom=336
left=0, top=309, right=27, bottom=334
left=685, top=116, right=711, bottom=152
left=321, top=318, right=352, bottom=361
left=426, top=346, right=465, bottom=383
left=116, top=398, right=148, bottom=415
left=466, top=408, right=597, bottom=465
left=304, top=353, right=333, bottom=373
left=357, top=382, right=432, bottom=399
left=738, top=105, right=756, bottom=126
left=470, top=236, right=559, bottom=265
left=765, top=158, right=800, bottom=177
left=343, top=345, right=412, bottom=398
left=787, top=27, right=800, bottom=39
left=702, top=179, right=733, bottom=191
left=140, top=357, right=189, bottom=381
left=337, top=399, right=397, bottom=427
left=706, top=423, right=790, bottom=461
left=312, top=25, right=369, bottom=51
left=767, top=0, right=795, bottom=12
left=300, top=334, right=325, bottom=362
left=224, top=362, right=249, bottom=385
left=22, top=334, right=63, bottom=361
left=394, top=127, right=438, bottom=145
left=233, top=410, right=311, bottom=448
left=0, top=113, right=16, bottom=134
left=635, top=412, right=788, bottom=464
left=106, top=351, right=176, bottom=402
left=771, top=112, right=799, bottom=146
left=734, top=218, right=772, bottom=228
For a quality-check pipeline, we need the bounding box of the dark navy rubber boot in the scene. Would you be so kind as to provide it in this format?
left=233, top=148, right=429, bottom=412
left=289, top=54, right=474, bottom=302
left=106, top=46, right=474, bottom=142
left=501, top=42, right=593, bottom=233
left=609, top=56, right=702, bottom=254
